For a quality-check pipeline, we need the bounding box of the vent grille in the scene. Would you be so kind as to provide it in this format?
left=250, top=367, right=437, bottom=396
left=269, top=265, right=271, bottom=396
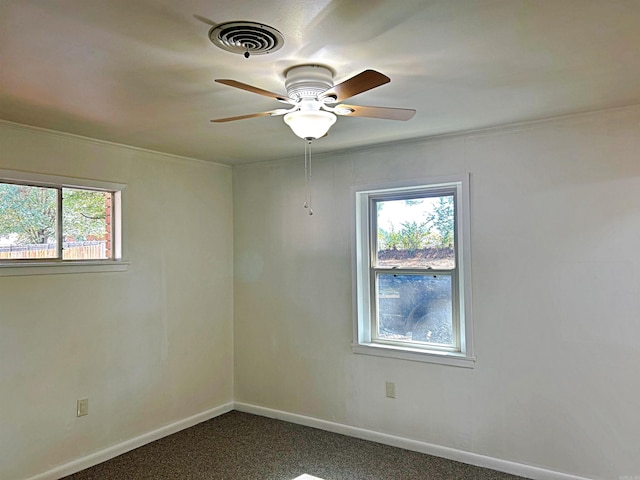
left=209, top=21, right=284, bottom=56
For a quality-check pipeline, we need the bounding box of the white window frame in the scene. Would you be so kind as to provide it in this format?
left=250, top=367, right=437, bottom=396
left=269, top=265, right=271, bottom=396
left=0, top=168, right=128, bottom=276
left=351, top=174, right=475, bottom=368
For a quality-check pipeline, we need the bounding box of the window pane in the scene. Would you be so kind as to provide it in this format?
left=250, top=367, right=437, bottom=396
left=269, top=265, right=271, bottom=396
left=376, top=195, right=455, bottom=269
left=377, top=273, right=453, bottom=346
left=0, top=183, right=58, bottom=259
left=62, top=188, right=112, bottom=260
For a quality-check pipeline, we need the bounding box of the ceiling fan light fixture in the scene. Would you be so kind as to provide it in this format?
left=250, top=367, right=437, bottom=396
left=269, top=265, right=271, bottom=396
left=284, top=110, right=337, bottom=139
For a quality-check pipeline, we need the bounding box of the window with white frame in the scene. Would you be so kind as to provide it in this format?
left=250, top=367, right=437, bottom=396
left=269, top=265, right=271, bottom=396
left=352, top=175, right=474, bottom=367
left=0, top=169, right=125, bottom=273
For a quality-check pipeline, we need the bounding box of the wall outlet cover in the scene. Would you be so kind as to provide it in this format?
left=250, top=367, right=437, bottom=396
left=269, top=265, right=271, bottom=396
left=77, top=398, right=89, bottom=417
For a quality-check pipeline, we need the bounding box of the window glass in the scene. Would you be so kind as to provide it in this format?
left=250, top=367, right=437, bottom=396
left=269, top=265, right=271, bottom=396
left=375, top=195, right=455, bottom=269
left=377, top=273, right=453, bottom=346
left=0, top=183, right=58, bottom=259
left=1, top=171, right=123, bottom=267
left=62, top=188, right=112, bottom=260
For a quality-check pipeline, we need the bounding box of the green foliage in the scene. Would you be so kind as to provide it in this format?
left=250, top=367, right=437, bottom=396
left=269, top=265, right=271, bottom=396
left=426, top=196, right=454, bottom=249
left=62, top=189, right=108, bottom=241
left=378, top=225, right=401, bottom=250
left=379, top=221, right=430, bottom=253
left=397, top=220, right=429, bottom=253
left=0, top=184, right=108, bottom=244
left=378, top=196, right=454, bottom=253
left=0, top=183, right=57, bottom=244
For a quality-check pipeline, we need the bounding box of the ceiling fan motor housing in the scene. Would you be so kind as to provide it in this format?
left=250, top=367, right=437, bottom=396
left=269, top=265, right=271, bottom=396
left=284, top=65, right=334, bottom=101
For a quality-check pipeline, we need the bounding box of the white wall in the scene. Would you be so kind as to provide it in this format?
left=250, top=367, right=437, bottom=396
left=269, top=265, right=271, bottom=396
left=0, top=123, right=234, bottom=480
left=4, top=105, right=639, bottom=480
left=233, top=106, right=640, bottom=480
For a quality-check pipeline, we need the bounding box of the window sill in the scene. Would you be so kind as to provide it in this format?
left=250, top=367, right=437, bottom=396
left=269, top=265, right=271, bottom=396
left=0, top=260, right=130, bottom=277
left=352, top=342, right=476, bottom=368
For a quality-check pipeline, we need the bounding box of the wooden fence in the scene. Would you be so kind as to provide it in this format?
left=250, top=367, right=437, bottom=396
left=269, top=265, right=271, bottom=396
left=0, top=241, right=107, bottom=260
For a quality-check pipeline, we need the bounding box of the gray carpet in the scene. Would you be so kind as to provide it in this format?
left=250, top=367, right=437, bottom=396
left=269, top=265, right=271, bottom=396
left=61, top=411, right=529, bottom=480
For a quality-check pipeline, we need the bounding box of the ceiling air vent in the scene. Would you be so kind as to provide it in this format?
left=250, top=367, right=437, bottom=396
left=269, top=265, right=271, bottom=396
left=209, top=21, right=284, bottom=58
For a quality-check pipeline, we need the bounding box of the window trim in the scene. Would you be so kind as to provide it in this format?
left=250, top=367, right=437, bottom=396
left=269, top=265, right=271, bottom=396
left=351, top=174, right=475, bottom=368
left=0, top=168, right=128, bottom=276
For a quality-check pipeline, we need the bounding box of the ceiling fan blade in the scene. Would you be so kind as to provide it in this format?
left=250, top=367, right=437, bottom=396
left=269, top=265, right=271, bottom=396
left=319, top=70, right=390, bottom=103
left=336, top=104, right=416, bottom=121
left=210, top=108, right=290, bottom=123
left=215, top=79, right=293, bottom=104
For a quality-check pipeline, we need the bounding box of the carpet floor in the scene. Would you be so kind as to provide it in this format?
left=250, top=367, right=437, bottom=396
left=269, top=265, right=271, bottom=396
left=61, top=411, right=530, bottom=480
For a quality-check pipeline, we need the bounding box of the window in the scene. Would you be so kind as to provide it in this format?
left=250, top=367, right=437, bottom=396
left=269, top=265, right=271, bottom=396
left=0, top=169, right=126, bottom=275
left=352, top=175, right=474, bottom=367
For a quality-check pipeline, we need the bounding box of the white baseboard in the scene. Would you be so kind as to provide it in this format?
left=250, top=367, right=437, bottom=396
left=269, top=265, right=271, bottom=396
left=26, top=402, right=234, bottom=480
left=234, top=402, right=592, bottom=480
left=25, top=401, right=591, bottom=480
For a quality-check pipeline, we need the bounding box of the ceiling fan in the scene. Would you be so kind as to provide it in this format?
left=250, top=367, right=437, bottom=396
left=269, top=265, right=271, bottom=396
left=211, top=65, right=416, bottom=139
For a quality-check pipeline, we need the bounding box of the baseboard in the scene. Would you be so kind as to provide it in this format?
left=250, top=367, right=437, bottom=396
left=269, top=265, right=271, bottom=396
left=26, top=402, right=234, bottom=480
left=234, top=402, right=591, bottom=480
left=25, top=401, right=591, bottom=480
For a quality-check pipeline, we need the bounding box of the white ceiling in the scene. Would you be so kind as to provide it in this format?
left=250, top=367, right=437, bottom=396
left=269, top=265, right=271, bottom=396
left=2, top=0, right=640, bottom=165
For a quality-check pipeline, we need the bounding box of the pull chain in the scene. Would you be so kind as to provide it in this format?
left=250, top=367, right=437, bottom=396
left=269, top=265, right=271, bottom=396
left=303, top=138, right=313, bottom=215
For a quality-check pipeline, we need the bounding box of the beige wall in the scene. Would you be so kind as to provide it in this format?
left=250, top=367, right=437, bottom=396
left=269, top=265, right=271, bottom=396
left=0, top=123, right=234, bottom=480
left=233, top=106, right=640, bottom=480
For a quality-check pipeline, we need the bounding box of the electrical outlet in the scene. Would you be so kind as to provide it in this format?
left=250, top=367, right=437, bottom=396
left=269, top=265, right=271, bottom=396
left=77, top=398, right=89, bottom=417
left=385, top=381, right=396, bottom=398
